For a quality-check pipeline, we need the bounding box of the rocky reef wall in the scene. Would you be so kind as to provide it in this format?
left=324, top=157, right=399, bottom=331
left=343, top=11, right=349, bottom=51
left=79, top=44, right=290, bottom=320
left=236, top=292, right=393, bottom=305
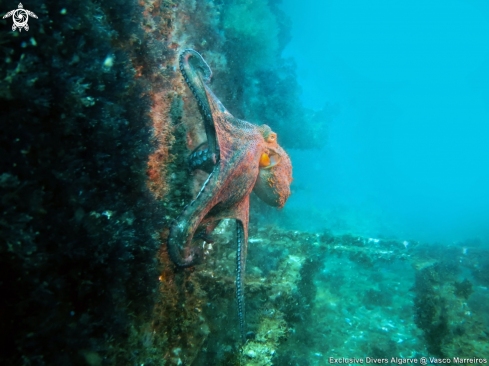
left=0, top=0, right=165, bottom=363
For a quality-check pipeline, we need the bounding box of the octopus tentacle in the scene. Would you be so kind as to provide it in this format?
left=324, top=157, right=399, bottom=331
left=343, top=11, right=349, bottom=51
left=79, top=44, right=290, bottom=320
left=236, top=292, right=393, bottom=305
left=236, top=219, right=247, bottom=342
left=167, top=165, right=220, bottom=267
left=179, top=49, right=219, bottom=161
left=188, top=145, right=214, bottom=173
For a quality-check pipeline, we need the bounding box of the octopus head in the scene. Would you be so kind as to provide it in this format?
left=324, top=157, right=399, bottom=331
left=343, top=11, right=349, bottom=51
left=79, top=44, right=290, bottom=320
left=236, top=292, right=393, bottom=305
left=253, top=125, right=293, bottom=208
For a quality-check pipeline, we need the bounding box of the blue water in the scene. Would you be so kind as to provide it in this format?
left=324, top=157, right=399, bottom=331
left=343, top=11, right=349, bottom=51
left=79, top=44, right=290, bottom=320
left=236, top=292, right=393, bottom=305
left=280, top=0, right=489, bottom=244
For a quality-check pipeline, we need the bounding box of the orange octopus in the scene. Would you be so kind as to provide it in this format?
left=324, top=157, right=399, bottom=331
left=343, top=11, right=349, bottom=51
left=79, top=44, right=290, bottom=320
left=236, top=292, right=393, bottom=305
left=167, top=49, right=293, bottom=342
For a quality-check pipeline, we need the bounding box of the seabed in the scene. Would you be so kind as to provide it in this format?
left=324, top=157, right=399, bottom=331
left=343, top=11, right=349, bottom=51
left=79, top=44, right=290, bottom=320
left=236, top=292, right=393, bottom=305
left=150, top=220, right=489, bottom=366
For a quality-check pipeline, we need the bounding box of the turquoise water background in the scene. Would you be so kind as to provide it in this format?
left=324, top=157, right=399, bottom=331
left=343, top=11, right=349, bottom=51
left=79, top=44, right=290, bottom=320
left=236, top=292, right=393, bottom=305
left=279, top=0, right=489, bottom=244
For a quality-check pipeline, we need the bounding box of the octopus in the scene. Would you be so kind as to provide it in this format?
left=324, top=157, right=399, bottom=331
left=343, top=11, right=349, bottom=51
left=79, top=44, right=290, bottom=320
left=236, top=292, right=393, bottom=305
left=167, top=49, right=293, bottom=342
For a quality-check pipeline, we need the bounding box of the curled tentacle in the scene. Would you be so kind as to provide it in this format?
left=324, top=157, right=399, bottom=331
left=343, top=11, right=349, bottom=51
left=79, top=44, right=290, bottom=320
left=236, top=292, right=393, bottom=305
left=167, top=50, right=221, bottom=268
left=179, top=49, right=219, bottom=160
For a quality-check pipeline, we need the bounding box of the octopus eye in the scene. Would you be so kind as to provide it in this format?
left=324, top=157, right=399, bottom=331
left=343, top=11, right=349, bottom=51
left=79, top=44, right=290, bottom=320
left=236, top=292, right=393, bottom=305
left=267, top=133, right=277, bottom=143
left=259, top=151, right=282, bottom=169
left=259, top=153, right=271, bottom=167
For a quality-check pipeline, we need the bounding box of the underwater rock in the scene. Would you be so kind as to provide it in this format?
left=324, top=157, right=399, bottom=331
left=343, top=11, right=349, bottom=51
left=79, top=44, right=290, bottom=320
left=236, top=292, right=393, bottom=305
left=453, top=279, right=474, bottom=300
left=413, top=261, right=488, bottom=358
